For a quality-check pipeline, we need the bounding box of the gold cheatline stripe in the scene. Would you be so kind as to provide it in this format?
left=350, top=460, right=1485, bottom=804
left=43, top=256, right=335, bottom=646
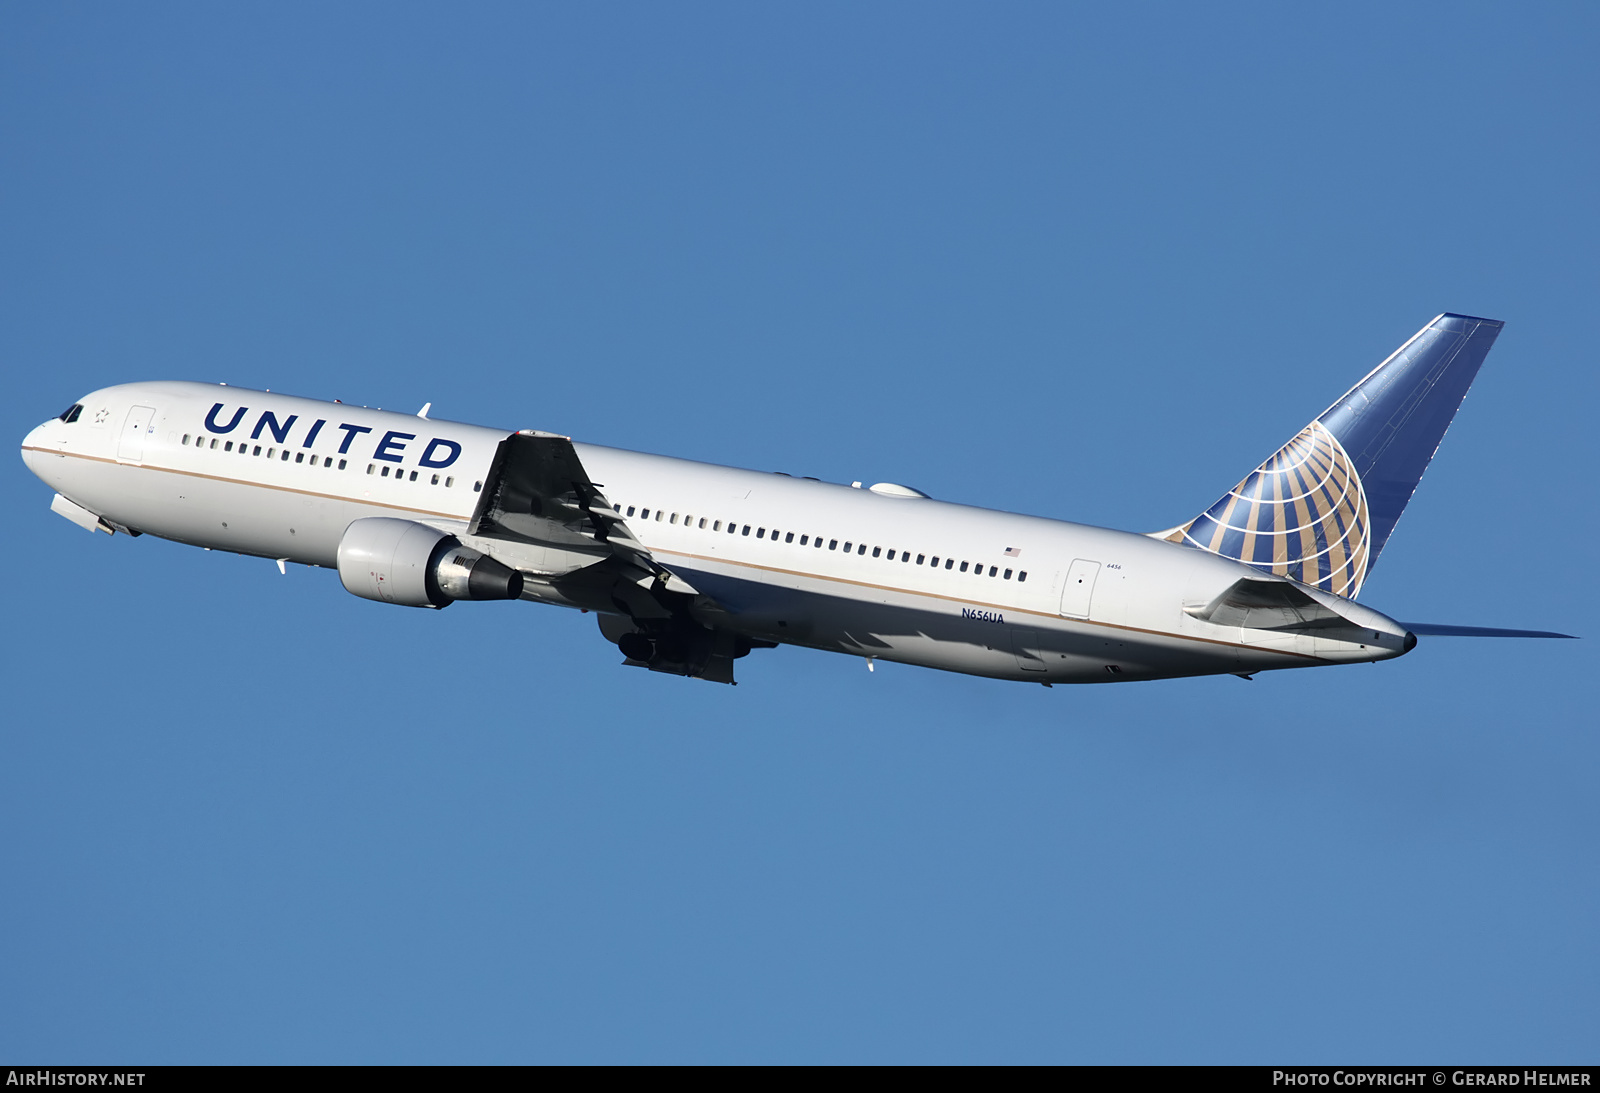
left=23, top=445, right=471, bottom=521
left=653, top=549, right=1324, bottom=662
left=28, top=445, right=1325, bottom=663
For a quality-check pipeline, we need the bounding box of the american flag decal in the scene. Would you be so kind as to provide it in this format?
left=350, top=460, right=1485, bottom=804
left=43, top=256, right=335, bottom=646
left=1004, top=547, right=1021, bottom=557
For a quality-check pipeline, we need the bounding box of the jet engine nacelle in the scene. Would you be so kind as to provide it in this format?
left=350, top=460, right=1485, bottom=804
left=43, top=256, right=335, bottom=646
left=337, top=517, right=523, bottom=609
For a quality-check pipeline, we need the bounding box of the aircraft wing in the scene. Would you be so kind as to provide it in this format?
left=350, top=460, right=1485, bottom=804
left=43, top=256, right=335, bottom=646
left=467, top=430, right=681, bottom=587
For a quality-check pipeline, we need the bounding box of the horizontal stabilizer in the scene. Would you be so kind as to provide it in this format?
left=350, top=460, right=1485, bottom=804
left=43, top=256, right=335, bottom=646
left=1402, top=622, right=1577, bottom=639
left=1187, top=577, right=1355, bottom=633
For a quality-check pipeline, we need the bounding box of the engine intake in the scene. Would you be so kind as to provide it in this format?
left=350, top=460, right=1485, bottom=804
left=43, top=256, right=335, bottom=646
left=337, top=517, right=523, bottom=609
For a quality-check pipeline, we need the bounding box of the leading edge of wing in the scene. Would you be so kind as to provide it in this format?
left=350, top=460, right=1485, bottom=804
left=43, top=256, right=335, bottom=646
left=1401, top=622, right=1578, bottom=639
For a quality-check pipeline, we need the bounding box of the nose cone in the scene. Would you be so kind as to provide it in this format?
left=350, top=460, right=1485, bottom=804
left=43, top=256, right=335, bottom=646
left=20, top=421, right=49, bottom=475
left=1404, top=630, right=1418, bottom=653
left=20, top=418, right=69, bottom=490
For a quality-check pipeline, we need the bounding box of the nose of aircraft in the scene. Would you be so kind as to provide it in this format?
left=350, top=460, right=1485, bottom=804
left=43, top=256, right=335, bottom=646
left=20, top=421, right=47, bottom=468
left=20, top=417, right=64, bottom=483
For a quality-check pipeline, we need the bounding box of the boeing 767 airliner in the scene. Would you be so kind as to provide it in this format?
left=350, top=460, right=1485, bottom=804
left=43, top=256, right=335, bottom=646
left=19, top=314, right=1572, bottom=685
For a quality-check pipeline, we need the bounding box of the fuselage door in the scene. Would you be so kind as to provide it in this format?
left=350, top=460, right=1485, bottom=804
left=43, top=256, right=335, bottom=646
left=1010, top=629, right=1048, bottom=672
left=1059, top=558, right=1101, bottom=618
left=117, top=405, right=156, bottom=463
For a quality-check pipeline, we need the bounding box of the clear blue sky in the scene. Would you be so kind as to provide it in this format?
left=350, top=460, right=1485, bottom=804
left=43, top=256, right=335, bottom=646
left=2, top=2, right=1595, bottom=1064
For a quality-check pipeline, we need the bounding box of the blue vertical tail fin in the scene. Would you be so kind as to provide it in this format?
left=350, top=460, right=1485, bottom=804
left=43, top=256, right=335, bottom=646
left=1157, top=313, right=1504, bottom=598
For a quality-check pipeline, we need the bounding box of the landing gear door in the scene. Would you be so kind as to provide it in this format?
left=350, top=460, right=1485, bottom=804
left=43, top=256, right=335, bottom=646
left=117, top=405, right=156, bottom=464
left=1059, top=559, right=1101, bottom=618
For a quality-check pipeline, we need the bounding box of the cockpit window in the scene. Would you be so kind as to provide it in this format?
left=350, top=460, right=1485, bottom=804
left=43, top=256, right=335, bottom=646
left=58, top=404, right=83, bottom=424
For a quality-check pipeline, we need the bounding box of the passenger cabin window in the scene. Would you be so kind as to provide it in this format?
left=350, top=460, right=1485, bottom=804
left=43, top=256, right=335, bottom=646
left=1004, top=569, right=1013, bottom=580
left=741, top=525, right=751, bottom=536
left=341, top=460, right=349, bottom=470
left=960, top=561, right=968, bottom=572
left=1018, top=571, right=1028, bottom=582
left=627, top=506, right=636, bottom=517
left=444, top=475, right=452, bottom=485
left=828, top=540, right=837, bottom=550
left=785, top=532, right=794, bottom=543
left=989, top=566, right=998, bottom=577
left=699, top=518, right=707, bottom=529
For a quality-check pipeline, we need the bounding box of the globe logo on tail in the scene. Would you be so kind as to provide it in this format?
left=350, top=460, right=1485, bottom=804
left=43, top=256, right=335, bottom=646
left=1162, top=421, right=1371, bottom=598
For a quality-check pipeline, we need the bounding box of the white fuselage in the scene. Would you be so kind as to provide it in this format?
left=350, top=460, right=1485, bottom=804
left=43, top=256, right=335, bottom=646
left=21, top=382, right=1413, bottom=684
